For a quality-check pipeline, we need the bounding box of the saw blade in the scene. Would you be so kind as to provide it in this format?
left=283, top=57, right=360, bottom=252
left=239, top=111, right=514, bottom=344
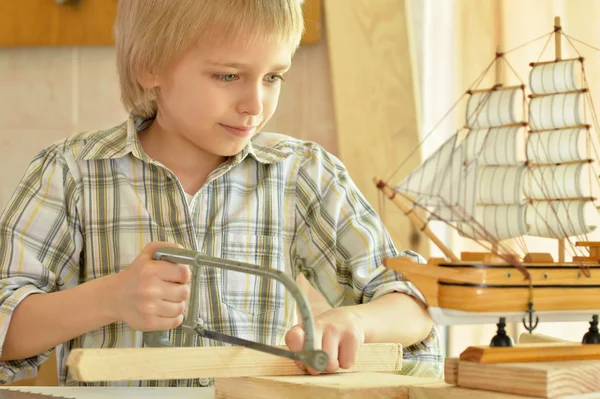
left=0, top=390, right=72, bottom=398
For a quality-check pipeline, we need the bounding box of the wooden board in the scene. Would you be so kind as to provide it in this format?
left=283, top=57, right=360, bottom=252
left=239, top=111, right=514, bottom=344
left=66, top=343, right=401, bottom=382
left=444, top=358, right=459, bottom=385
left=410, top=385, right=546, bottom=399
left=518, top=333, right=571, bottom=344
left=214, top=373, right=444, bottom=399
left=0, top=0, right=322, bottom=46
left=323, top=0, right=425, bottom=255
left=301, top=0, right=322, bottom=44
left=460, top=343, right=600, bottom=364
left=0, top=0, right=117, bottom=46
left=447, top=358, right=600, bottom=398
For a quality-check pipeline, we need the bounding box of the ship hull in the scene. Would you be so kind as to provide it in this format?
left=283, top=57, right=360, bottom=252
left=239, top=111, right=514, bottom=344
left=383, top=257, right=600, bottom=325
left=429, top=306, right=600, bottom=325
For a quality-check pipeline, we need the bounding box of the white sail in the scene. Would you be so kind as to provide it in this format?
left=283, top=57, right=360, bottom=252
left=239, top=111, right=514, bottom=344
left=478, top=166, right=527, bottom=205
left=464, top=126, right=526, bottom=165
left=529, top=59, right=583, bottom=95
left=526, top=200, right=599, bottom=238
left=460, top=205, right=529, bottom=240
left=527, top=127, right=589, bottom=164
left=466, top=87, right=524, bottom=129
left=525, top=57, right=600, bottom=241
left=395, top=134, right=457, bottom=200
left=432, top=152, right=478, bottom=222
left=529, top=92, right=584, bottom=131
left=524, top=163, right=593, bottom=200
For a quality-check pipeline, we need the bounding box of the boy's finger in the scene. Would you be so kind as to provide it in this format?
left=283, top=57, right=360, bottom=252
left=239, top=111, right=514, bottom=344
left=142, top=241, right=182, bottom=257
left=338, top=335, right=360, bottom=369
left=322, top=332, right=340, bottom=373
left=285, top=325, right=307, bottom=371
left=156, top=300, right=187, bottom=318
left=160, top=281, right=191, bottom=302
left=155, top=262, right=191, bottom=284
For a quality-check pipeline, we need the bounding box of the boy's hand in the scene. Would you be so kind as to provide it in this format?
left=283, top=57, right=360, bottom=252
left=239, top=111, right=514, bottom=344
left=285, top=307, right=365, bottom=375
left=109, top=242, right=191, bottom=332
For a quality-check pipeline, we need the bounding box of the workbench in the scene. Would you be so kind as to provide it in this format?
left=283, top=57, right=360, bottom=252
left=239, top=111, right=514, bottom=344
left=0, top=386, right=213, bottom=398
left=3, top=381, right=600, bottom=399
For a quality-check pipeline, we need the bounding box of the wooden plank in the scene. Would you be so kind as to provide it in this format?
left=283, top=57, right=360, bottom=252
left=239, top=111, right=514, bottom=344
left=324, top=0, right=426, bottom=255
left=0, top=0, right=321, bottom=46
left=444, top=358, right=459, bottom=385
left=460, top=343, right=600, bottom=364
left=0, top=0, right=117, bottom=46
left=66, top=343, right=401, bottom=382
left=456, top=359, right=600, bottom=398
left=518, top=333, right=571, bottom=344
left=301, top=0, right=322, bottom=44
left=214, top=373, right=444, bottom=399
left=409, top=384, right=540, bottom=399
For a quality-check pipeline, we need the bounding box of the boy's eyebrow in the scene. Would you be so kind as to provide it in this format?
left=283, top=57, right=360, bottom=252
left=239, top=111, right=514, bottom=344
left=205, top=61, right=291, bottom=71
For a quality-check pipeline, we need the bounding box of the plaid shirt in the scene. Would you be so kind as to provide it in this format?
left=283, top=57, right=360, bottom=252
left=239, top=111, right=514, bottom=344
left=0, top=116, right=442, bottom=386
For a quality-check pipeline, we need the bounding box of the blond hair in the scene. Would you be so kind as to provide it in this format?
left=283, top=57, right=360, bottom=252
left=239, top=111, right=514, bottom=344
left=114, top=0, right=305, bottom=118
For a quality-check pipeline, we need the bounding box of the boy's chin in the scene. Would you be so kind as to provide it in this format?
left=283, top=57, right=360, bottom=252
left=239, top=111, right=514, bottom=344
left=209, top=140, right=251, bottom=157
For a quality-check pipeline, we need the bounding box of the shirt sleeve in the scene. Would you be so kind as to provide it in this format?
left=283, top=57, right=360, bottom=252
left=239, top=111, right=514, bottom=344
left=292, top=143, right=443, bottom=378
left=0, top=145, right=82, bottom=384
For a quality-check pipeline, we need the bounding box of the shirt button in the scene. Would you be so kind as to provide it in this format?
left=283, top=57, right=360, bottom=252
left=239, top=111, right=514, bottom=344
left=199, top=377, right=212, bottom=387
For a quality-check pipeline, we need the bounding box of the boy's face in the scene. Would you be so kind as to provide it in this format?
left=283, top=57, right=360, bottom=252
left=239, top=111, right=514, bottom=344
left=152, top=35, right=294, bottom=157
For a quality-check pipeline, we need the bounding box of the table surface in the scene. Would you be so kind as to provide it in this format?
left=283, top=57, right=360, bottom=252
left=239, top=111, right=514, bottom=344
left=0, top=387, right=215, bottom=399
left=4, top=385, right=600, bottom=399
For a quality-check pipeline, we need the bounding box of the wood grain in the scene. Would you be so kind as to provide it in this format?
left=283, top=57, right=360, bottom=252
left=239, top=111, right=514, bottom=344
left=301, top=0, right=322, bottom=44
left=214, top=373, right=442, bottom=399
left=518, top=332, right=572, bottom=344
left=410, top=385, right=537, bottom=399
left=456, top=359, right=600, bottom=398
left=444, top=358, right=459, bottom=385
left=439, top=285, right=600, bottom=312
left=460, top=343, right=600, bottom=363
left=324, top=0, right=425, bottom=255
left=66, top=343, right=402, bottom=382
left=0, top=0, right=118, bottom=46
left=0, top=0, right=322, bottom=46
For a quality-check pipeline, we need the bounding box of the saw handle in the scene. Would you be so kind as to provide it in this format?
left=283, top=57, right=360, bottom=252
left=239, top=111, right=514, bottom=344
left=142, top=248, right=201, bottom=348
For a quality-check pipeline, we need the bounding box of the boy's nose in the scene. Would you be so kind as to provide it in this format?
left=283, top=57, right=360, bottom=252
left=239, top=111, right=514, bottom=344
left=237, top=86, right=264, bottom=116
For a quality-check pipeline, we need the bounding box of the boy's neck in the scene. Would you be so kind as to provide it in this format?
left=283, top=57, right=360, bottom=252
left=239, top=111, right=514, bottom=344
left=138, top=119, right=227, bottom=195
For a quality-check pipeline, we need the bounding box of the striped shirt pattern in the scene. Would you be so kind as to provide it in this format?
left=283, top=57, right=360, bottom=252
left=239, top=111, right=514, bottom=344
left=0, top=116, right=443, bottom=386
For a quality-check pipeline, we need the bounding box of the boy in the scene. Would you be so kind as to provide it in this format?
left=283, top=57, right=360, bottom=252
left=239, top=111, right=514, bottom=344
left=0, top=0, right=442, bottom=387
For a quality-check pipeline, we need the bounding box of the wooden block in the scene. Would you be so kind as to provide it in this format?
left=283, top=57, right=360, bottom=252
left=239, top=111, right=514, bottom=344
left=66, top=343, right=401, bottom=382
left=444, top=358, right=458, bottom=385
left=460, top=252, right=487, bottom=261
left=523, top=253, right=555, bottom=263
left=301, top=0, right=322, bottom=44
left=576, top=241, right=600, bottom=247
left=460, top=342, right=600, bottom=364
left=215, top=373, right=443, bottom=399
left=0, top=0, right=117, bottom=46
left=518, top=333, right=572, bottom=344
left=410, top=384, right=536, bottom=399
left=455, top=359, right=600, bottom=398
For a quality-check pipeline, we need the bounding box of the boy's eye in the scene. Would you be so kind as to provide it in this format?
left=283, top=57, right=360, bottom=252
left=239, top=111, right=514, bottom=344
left=215, top=73, right=238, bottom=82
left=265, top=74, right=284, bottom=83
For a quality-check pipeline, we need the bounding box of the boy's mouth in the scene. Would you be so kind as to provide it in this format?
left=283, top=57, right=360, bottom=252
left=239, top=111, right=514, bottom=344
left=219, top=123, right=257, bottom=138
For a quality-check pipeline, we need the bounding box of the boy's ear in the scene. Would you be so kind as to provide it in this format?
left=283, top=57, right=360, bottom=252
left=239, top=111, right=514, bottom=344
left=136, top=69, right=160, bottom=89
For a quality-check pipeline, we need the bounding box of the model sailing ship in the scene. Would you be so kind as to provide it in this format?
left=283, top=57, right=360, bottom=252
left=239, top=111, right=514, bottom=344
left=376, top=17, right=600, bottom=343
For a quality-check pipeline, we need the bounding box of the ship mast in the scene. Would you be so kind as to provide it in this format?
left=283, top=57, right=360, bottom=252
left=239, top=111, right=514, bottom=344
left=554, top=16, right=566, bottom=263
left=492, top=44, right=504, bottom=255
